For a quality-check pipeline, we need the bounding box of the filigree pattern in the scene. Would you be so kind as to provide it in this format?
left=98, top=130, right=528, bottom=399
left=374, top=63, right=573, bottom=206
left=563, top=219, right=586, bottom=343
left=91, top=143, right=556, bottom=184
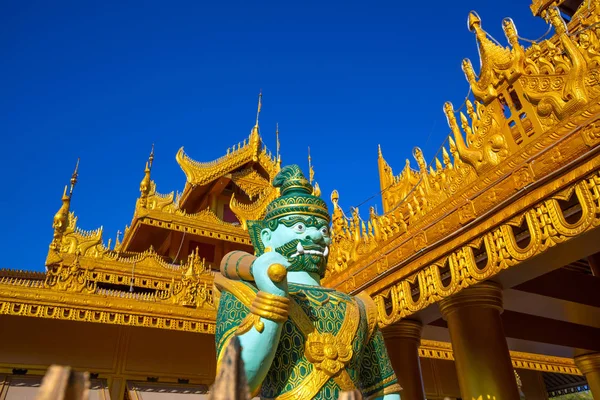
left=370, top=169, right=600, bottom=327
left=176, top=126, right=279, bottom=186
left=327, top=5, right=600, bottom=283
left=231, top=168, right=272, bottom=198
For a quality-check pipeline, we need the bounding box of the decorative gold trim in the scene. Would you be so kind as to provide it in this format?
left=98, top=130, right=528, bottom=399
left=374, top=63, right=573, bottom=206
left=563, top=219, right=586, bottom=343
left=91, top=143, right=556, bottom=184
left=277, top=299, right=360, bottom=400
left=0, top=298, right=215, bottom=334
left=361, top=162, right=600, bottom=327
left=419, top=340, right=582, bottom=375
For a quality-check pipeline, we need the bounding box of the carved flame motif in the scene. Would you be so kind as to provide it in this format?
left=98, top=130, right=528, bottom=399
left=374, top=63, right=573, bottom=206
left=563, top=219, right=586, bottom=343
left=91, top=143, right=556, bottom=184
left=326, top=5, right=600, bottom=282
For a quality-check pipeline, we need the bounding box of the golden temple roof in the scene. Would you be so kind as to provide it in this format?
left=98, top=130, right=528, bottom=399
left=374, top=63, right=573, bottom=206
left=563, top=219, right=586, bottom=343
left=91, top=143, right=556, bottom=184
left=176, top=124, right=280, bottom=190
left=324, top=2, right=600, bottom=300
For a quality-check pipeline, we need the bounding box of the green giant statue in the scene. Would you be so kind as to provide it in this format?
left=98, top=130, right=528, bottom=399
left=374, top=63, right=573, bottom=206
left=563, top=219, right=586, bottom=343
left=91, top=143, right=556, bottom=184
left=214, top=165, right=401, bottom=399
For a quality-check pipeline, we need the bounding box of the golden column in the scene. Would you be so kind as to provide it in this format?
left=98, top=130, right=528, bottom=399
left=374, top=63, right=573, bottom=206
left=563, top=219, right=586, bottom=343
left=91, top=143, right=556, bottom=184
left=439, top=281, right=520, bottom=400
left=383, top=319, right=426, bottom=400
left=575, top=352, right=600, bottom=398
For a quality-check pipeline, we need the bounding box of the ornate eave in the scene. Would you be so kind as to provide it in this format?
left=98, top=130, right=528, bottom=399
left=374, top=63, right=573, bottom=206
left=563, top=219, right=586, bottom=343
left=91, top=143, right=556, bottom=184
left=324, top=6, right=600, bottom=329
left=0, top=281, right=216, bottom=334
left=378, top=147, right=421, bottom=213
left=2, top=248, right=216, bottom=333
left=129, top=207, right=251, bottom=245
left=175, top=126, right=280, bottom=207
left=420, top=340, right=582, bottom=376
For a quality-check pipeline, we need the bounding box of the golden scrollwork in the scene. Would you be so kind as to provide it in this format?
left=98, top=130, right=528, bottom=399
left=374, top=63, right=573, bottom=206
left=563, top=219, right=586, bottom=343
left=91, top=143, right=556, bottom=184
left=162, top=247, right=214, bottom=308
left=370, top=168, right=600, bottom=327
left=326, top=4, right=600, bottom=289
left=229, top=185, right=280, bottom=230
left=176, top=126, right=279, bottom=186
left=419, top=339, right=582, bottom=375
left=44, top=253, right=96, bottom=294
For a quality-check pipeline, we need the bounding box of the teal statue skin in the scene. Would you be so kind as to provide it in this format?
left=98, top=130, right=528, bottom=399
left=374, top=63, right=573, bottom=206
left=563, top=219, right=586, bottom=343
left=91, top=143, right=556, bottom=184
left=215, top=165, right=401, bottom=400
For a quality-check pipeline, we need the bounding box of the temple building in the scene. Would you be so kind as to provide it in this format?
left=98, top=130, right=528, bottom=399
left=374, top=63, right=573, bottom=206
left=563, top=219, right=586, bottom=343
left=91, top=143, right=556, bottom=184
left=2, top=0, right=600, bottom=398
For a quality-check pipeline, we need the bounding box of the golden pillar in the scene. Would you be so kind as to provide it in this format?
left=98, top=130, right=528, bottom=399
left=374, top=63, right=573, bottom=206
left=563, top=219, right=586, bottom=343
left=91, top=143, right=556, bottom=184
left=383, top=319, right=426, bottom=400
left=575, top=352, right=600, bottom=398
left=439, top=281, right=520, bottom=400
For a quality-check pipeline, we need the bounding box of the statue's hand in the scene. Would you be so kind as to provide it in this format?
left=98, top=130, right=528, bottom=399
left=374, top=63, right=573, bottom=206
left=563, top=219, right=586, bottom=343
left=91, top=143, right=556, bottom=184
left=252, top=252, right=289, bottom=297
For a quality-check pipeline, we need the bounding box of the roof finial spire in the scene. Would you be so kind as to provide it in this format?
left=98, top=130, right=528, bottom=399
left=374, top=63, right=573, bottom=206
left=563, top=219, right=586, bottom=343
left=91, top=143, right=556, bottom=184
left=140, top=145, right=154, bottom=206
left=255, top=90, right=262, bottom=127
left=148, top=143, right=155, bottom=171
left=51, top=160, right=79, bottom=251
left=69, top=158, right=80, bottom=198
left=308, top=146, right=314, bottom=184
left=276, top=123, right=281, bottom=164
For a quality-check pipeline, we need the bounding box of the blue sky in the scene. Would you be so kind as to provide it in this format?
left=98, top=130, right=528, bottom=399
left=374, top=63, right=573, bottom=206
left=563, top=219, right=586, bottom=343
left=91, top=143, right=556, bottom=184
left=1, top=0, right=550, bottom=271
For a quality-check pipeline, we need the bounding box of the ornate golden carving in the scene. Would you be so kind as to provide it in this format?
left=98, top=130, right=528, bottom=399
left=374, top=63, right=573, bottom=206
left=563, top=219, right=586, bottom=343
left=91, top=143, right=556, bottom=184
left=229, top=186, right=279, bottom=230
left=163, top=248, right=213, bottom=308
left=581, top=119, right=600, bottom=146
left=305, top=331, right=353, bottom=375
left=45, top=254, right=96, bottom=294
left=231, top=168, right=271, bottom=198
left=369, top=167, right=600, bottom=327
left=458, top=201, right=477, bottom=225
left=419, top=339, right=582, bottom=375
left=176, top=126, right=279, bottom=186
left=326, top=4, right=600, bottom=289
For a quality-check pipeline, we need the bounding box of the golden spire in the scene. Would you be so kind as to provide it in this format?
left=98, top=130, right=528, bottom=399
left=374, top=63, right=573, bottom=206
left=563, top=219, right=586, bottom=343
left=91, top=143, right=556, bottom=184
left=276, top=123, right=281, bottom=164
left=255, top=90, right=262, bottom=127
left=148, top=143, right=155, bottom=171
left=51, top=159, right=79, bottom=250
left=140, top=145, right=154, bottom=206
left=308, top=146, right=315, bottom=184
left=69, top=158, right=79, bottom=198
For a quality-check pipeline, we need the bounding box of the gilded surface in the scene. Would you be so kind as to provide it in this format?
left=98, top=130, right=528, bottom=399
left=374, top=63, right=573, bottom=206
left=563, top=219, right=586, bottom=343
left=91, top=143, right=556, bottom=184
left=1, top=3, right=599, bottom=388
left=324, top=5, right=600, bottom=317
left=176, top=126, right=279, bottom=187
left=419, top=340, right=582, bottom=376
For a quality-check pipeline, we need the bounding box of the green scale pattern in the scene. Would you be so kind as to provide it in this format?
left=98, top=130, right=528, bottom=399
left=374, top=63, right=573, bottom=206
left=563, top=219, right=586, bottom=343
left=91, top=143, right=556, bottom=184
left=261, top=285, right=369, bottom=399
left=214, top=284, right=398, bottom=399
left=215, top=289, right=251, bottom=356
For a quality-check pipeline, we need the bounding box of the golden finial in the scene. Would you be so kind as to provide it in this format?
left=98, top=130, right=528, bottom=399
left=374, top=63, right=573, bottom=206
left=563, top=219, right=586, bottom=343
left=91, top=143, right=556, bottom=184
left=308, top=146, right=315, bottom=184
left=140, top=145, right=154, bottom=204
left=69, top=158, right=80, bottom=198
left=276, top=123, right=281, bottom=163
left=255, top=90, right=262, bottom=127
left=467, top=11, right=481, bottom=32
left=148, top=143, right=155, bottom=171
left=51, top=160, right=79, bottom=250
left=378, top=144, right=383, bottom=158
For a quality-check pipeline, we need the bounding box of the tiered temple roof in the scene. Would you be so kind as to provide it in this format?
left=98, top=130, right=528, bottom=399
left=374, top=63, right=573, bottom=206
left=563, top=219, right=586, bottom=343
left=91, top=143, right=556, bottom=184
left=0, top=1, right=599, bottom=385
left=1, top=106, right=281, bottom=333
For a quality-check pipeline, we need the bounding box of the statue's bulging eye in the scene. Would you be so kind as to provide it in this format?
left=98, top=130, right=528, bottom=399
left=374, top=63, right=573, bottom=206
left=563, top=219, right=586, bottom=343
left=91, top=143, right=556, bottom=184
left=320, top=227, right=329, bottom=236
left=294, top=223, right=306, bottom=233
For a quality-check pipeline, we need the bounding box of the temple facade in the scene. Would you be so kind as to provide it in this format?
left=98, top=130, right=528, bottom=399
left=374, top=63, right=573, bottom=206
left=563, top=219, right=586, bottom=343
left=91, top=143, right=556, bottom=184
left=2, top=0, right=600, bottom=398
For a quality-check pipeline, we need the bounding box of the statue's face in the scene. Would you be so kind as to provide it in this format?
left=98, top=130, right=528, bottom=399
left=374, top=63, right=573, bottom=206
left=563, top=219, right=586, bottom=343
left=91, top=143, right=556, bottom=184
left=261, top=215, right=331, bottom=277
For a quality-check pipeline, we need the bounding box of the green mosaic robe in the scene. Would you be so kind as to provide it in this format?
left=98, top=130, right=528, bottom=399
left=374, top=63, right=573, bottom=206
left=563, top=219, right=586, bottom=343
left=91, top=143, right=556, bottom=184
left=215, top=281, right=400, bottom=399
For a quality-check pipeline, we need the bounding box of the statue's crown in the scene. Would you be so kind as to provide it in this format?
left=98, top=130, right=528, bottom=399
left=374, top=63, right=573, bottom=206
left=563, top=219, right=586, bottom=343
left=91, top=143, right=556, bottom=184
left=264, top=165, right=329, bottom=222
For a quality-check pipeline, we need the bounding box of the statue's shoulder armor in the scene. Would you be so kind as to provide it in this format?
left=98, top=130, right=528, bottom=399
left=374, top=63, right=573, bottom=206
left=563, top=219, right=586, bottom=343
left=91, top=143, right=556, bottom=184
left=213, top=273, right=258, bottom=309
left=355, top=291, right=379, bottom=342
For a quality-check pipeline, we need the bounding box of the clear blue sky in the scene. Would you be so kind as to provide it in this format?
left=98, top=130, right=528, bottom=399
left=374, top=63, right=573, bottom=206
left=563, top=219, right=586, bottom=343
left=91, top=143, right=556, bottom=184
left=1, top=0, right=550, bottom=271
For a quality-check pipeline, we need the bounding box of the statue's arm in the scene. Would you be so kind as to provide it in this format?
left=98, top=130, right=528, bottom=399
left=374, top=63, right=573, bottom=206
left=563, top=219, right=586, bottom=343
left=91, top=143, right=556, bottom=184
left=215, top=290, right=285, bottom=394
left=358, top=328, right=402, bottom=400
left=215, top=252, right=289, bottom=395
